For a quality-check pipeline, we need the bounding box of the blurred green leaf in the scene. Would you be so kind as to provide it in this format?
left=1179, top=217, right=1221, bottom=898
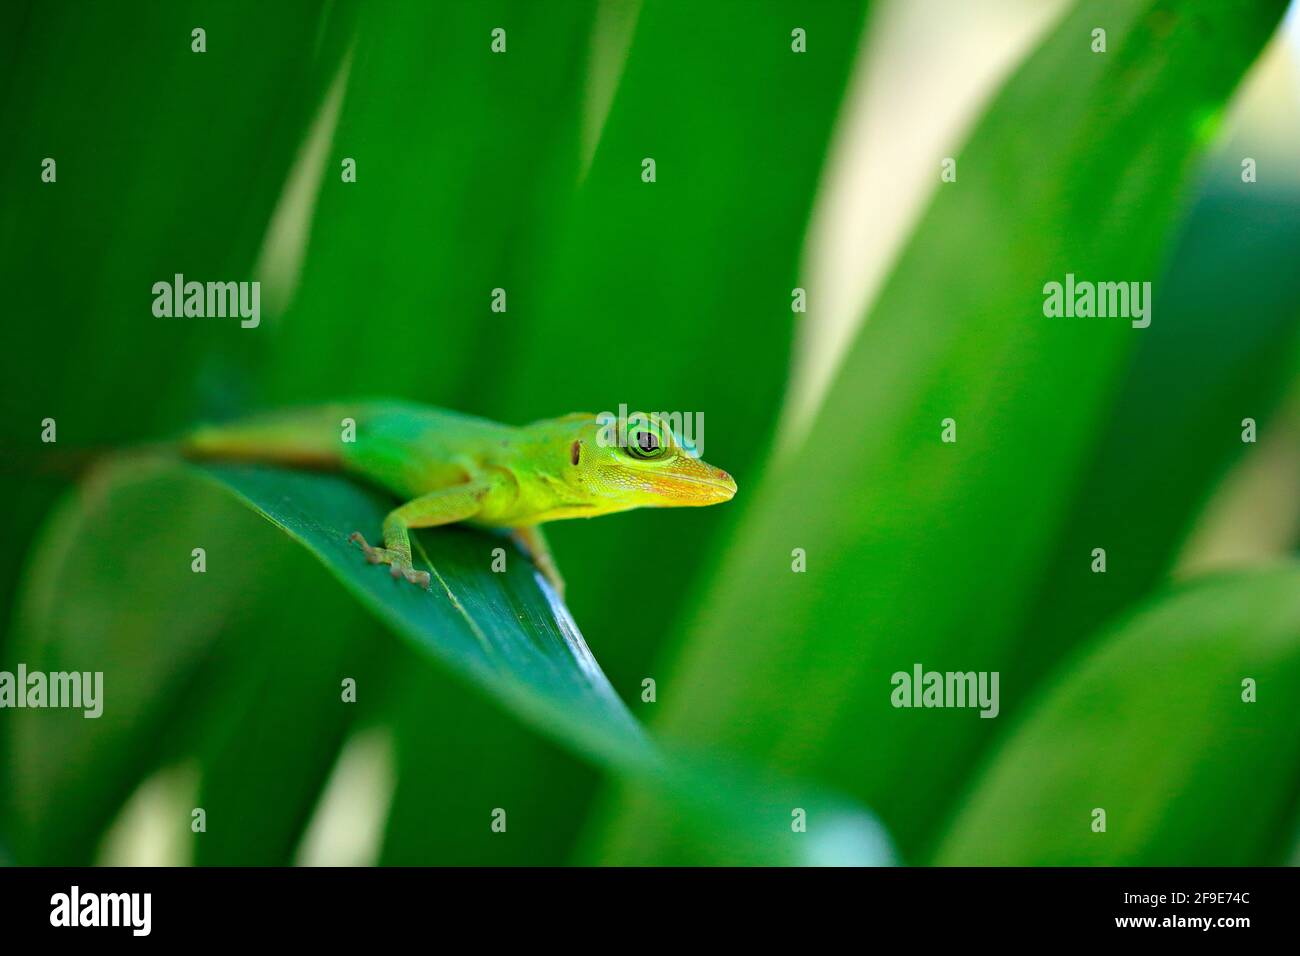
left=376, top=657, right=601, bottom=866
left=1001, top=182, right=1300, bottom=740
left=0, top=0, right=359, bottom=437
left=599, top=0, right=1289, bottom=862
left=259, top=0, right=595, bottom=407
left=2, top=460, right=276, bottom=862
left=182, top=560, right=384, bottom=866
left=933, top=564, right=1300, bottom=865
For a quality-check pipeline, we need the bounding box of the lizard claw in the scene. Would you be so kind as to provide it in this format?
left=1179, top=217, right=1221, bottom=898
left=350, top=532, right=431, bottom=589
left=349, top=531, right=385, bottom=564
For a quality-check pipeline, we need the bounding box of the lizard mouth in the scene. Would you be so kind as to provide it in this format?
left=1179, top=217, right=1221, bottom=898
left=652, top=469, right=737, bottom=505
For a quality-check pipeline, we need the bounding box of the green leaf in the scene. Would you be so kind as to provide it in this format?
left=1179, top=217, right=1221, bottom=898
left=376, top=657, right=601, bottom=866
left=0, top=0, right=360, bottom=443
left=599, top=0, right=1289, bottom=862
left=3, top=461, right=280, bottom=862
left=192, top=461, right=652, bottom=767
left=193, top=460, right=893, bottom=864
left=928, top=95, right=1300, bottom=844
left=1000, top=181, right=1300, bottom=737
left=259, top=0, right=596, bottom=407
left=182, top=560, right=384, bottom=866
left=933, top=564, right=1300, bottom=865
left=6, top=456, right=892, bottom=865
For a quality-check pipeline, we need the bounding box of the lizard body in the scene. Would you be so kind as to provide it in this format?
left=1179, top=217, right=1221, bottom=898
left=182, top=401, right=736, bottom=595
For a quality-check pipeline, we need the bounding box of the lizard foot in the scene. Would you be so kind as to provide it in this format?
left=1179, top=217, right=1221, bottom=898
left=348, top=532, right=432, bottom=588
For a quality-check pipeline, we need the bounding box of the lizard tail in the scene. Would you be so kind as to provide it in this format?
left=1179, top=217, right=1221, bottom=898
left=181, top=405, right=349, bottom=469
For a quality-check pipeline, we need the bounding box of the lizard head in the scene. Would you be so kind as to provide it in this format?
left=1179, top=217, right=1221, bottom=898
left=548, top=411, right=736, bottom=516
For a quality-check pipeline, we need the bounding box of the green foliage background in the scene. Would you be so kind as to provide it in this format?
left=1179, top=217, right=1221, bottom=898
left=1, top=0, right=1298, bottom=866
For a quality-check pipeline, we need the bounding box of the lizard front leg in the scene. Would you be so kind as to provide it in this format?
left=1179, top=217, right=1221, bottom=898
left=350, top=481, right=490, bottom=588
left=510, top=524, right=565, bottom=599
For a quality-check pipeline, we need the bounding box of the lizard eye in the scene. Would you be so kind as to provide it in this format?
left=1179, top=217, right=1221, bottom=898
left=625, top=426, right=665, bottom=461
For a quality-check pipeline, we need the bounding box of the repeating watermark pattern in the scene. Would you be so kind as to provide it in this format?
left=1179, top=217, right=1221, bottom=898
left=152, top=273, right=261, bottom=328
left=596, top=404, right=704, bottom=457
left=890, top=663, right=999, bottom=718
left=0, top=664, right=102, bottom=718
left=1042, top=273, right=1151, bottom=328
left=50, top=886, right=150, bottom=936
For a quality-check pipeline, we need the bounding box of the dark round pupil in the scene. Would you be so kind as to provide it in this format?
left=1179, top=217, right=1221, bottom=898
left=636, top=431, right=659, bottom=453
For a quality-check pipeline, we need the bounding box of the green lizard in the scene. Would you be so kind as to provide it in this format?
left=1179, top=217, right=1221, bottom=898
left=181, top=401, right=736, bottom=597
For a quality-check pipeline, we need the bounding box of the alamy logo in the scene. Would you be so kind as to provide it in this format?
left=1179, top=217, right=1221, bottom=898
left=0, top=664, right=102, bottom=718
left=596, top=404, right=705, bottom=457
left=1042, top=273, right=1151, bottom=328
left=50, top=886, right=151, bottom=936
left=890, top=663, right=999, bottom=718
left=152, top=273, right=261, bottom=328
